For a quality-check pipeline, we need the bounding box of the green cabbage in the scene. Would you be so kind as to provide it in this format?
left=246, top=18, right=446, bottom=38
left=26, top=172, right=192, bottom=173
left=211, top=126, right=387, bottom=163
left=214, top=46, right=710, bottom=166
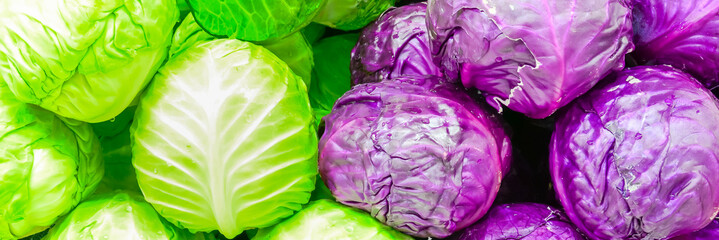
left=258, top=33, right=314, bottom=87
left=131, top=39, right=317, bottom=238
left=43, top=191, right=217, bottom=240
left=253, top=200, right=412, bottom=240
left=188, top=0, right=325, bottom=41
left=0, top=0, right=179, bottom=123
left=171, top=15, right=313, bottom=87
left=308, top=33, right=359, bottom=126
left=0, top=84, right=103, bottom=239
left=313, top=0, right=395, bottom=30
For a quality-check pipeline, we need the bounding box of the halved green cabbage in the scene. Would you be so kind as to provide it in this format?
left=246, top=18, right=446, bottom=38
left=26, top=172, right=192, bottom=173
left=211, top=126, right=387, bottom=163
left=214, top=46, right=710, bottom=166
left=0, top=84, right=103, bottom=239
left=0, top=0, right=179, bottom=123
left=169, top=15, right=216, bottom=59
left=131, top=39, right=318, bottom=238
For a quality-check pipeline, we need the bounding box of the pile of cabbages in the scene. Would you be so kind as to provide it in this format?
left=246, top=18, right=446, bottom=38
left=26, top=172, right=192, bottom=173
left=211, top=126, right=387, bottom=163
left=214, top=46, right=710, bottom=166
left=1, top=0, right=718, bottom=239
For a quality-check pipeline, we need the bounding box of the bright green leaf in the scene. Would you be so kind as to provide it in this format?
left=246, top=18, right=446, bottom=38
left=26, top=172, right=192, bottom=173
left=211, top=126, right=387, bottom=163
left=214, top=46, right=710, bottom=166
left=132, top=39, right=318, bottom=238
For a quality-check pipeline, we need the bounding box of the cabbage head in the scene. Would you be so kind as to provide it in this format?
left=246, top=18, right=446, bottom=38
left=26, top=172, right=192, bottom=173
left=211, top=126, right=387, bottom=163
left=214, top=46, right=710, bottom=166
left=43, top=191, right=217, bottom=240
left=253, top=200, right=412, bottom=240
left=351, top=2, right=441, bottom=85
left=257, top=32, right=314, bottom=87
left=426, top=0, right=633, bottom=118
left=319, top=76, right=511, bottom=238
left=313, top=0, right=395, bottom=30
left=188, top=0, right=325, bottom=41
left=131, top=39, right=318, bottom=238
left=633, top=0, right=719, bottom=88
left=0, top=84, right=103, bottom=239
left=0, top=0, right=179, bottom=123
left=551, top=66, right=719, bottom=239
left=169, top=14, right=216, bottom=60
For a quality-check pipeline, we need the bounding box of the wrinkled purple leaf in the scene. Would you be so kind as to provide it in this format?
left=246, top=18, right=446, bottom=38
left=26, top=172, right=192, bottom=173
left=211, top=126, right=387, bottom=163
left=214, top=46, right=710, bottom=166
left=351, top=3, right=442, bottom=85
left=319, top=76, right=511, bottom=238
left=427, top=0, right=634, bottom=118
left=551, top=66, right=719, bottom=239
left=633, top=0, right=719, bottom=88
left=455, top=203, right=586, bottom=240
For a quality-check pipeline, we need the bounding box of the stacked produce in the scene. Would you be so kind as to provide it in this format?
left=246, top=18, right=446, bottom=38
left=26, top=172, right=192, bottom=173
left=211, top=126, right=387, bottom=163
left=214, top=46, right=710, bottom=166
left=0, top=0, right=718, bottom=239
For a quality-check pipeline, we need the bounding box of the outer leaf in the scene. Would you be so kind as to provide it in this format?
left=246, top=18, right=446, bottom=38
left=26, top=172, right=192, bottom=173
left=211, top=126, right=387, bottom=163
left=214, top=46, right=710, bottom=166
left=259, top=32, right=314, bottom=87
left=301, top=23, right=327, bottom=45
left=0, top=84, right=103, bottom=239
left=633, top=0, right=719, bottom=88
left=132, top=39, right=317, bottom=238
left=427, top=0, right=634, bottom=118
left=455, top=203, right=586, bottom=240
left=179, top=0, right=191, bottom=19
left=351, top=2, right=442, bottom=85
left=0, top=0, right=179, bottom=123
left=188, top=0, right=325, bottom=41
left=171, top=15, right=314, bottom=87
left=313, top=0, right=396, bottom=30
left=309, top=34, right=359, bottom=125
left=671, top=219, right=719, bottom=240
left=253, top=200, right=412, bottom=240
left=170, top=14, right=216, bottom=59
left=551, top=66, right=719, bottom=239
left=319, top=77, right=511, bottom=238
left=43, top=192, right=216, bottom=240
